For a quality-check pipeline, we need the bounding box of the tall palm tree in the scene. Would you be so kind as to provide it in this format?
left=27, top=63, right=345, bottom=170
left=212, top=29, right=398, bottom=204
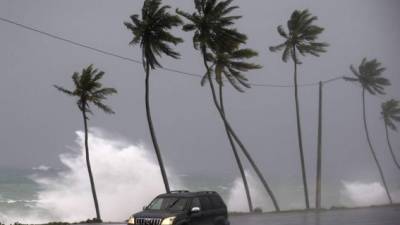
left=381, top=99, right=400, bottom=170
left=269, top=9, right=328, bottom=209
left=54, top=65, right=117, bottom=221
left=177, top=0, right=280, bottom=211
left=203, top=47, right=262, bottom=212
left=124, top=0, right=183, bottom=193
left=344, top=58, right=392, bottom=204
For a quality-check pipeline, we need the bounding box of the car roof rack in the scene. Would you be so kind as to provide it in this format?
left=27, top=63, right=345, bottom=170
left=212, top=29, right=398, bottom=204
left=170, top=190, right=190, bottom=193
left=197, top=191, right=217, bottom=194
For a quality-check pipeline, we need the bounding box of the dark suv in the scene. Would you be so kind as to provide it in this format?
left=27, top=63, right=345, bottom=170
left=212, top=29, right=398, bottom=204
left=127, top=191, right=229, bottom=225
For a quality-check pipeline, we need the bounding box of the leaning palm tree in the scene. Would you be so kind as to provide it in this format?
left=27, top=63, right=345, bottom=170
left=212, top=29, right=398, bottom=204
left=269, top=9, right=328, bottom=209
left=178, top=0, right=280, bottom=211
left=344, top=58, right=392, bottom=204
left=203, top=46, right=262, bottom=212
left=381, top=99, right=400, bottom=170
left=124, top=0, right=183, bottom=193
left=54, top=65, right=117, bottom=221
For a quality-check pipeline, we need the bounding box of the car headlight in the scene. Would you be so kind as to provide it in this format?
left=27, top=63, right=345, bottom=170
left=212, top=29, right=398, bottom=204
left=127, top=216, right=135, bottom=224
left=161, top=216, right=176, bottom=225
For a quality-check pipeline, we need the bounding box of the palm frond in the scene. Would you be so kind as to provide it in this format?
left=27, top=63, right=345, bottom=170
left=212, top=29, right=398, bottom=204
left=178, top=0, right=245, bottom=54
left=277, top=25, right=288, bottom=38
left=93, top=101, right=115, bottom=114
left=271, top=9, right=328, bottom=63
left=54, top=85, right=74, bottom=96
left=382, top=99, right=400, bottom=131
left=347, top=58, right=390, bottom=96
left=54, top=65, right=116, bottom=117
left=126, top=0, right=182, bottom=69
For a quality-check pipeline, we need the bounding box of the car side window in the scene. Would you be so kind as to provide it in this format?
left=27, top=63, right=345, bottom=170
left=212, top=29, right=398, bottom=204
left=191, top=197, right=201, bottom=208
left=210, top=195, right=224, bottom=208
left=199, top=196, right=212, bottom=211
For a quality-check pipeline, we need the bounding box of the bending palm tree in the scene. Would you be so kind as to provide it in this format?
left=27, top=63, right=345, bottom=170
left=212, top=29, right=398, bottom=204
left=344, top=58, right=392, bottom=204
left=178, top=0, right=280, bottom=211
left=54, top=65, right=117, bottom=221
left=204, top=47, right=262, bottom=212
left=269, top=9, right=328, bottom=209
left=124, top=0, right=183, bottom=193
left=381, top=99, right=400, bottom=170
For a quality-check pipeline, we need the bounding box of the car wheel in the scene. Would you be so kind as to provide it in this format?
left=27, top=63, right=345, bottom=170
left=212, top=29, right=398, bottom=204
left=214, top=219, right=229, bottom=225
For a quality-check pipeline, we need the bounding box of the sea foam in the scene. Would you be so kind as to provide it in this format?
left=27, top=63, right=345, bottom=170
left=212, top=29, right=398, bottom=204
left=3, top=129, right=183, bottom=223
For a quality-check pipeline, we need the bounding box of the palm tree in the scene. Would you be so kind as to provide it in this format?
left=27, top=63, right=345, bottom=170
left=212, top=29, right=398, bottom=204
left=124, top=0, right=183, bottom=193
left=54, top=65, right=117, bottom=221
left=178, top=0, right=280, bottom=211
left=269, top=9, right=328, bottom=209
left=203, top=47, right=262, bottom=212
left=344, top=58, right=392, bottom=204
left=381, top=99, right=400, bottom=170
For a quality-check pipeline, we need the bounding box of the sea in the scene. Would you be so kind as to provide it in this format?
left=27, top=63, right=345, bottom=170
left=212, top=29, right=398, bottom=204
left=1, top=130, right=397, bottom=224
left=0, top=130, right=258, bottom=223
left=0, top=166, right=249, bottom=223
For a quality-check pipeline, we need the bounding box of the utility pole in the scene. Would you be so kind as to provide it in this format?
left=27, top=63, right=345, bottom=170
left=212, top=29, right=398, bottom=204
left=316, top=81, right=323, bottom=209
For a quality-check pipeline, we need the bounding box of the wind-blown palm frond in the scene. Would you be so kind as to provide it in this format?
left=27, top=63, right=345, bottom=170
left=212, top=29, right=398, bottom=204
left=177, top=0, right=246, bottom=53
left=179, top=0, right=280, bottom=212
left=344, top=58, right=390, bottom=95
left=381, top=99, right=400, bottom=171
left=124, top=0, right=183, bottom=69
left=204, top=47, right=261, bottom=92
left=54, top=64, right=117, bottom=116
left=269, top=9, right=328, bottom=64
left=344, top=57, right=393, bottom=203
left=269, top=9, right=328, bottom=209
left=381, top=99, right=400, bottom=131
left=54, top=65, right=116, bottom=221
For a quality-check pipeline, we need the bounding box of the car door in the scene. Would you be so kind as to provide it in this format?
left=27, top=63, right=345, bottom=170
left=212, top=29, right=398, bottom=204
left=209, top=195, right=227, bottom=225
left=188, top=197, right=207, bottom=225
left=198, top=196, right=213, bottom=225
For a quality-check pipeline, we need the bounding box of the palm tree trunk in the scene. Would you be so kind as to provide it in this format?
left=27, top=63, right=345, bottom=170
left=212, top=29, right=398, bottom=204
left=362, top=88, right=393, bottom=204
left=293, top=47, right=310, bottom=209
left=201, top=47, right=280, bottom=211
left=219, top=84, right=253, bottom=212
left=384, top=123, right=400, bottom=170
left=145, top=63, right=170, bottom=193
left=82, top=106, right=101, bottom=221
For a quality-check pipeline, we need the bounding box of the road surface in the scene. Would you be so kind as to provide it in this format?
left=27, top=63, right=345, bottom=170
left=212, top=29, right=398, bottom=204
left=103, top=205, right=400, bottom=225
left=229, top=205, right=400, bottom=225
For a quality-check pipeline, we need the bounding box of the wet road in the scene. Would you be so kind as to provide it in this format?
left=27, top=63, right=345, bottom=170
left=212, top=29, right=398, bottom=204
left=104, top=205, right=400, bottom=225
left=229, top=205, right=400, bottom=225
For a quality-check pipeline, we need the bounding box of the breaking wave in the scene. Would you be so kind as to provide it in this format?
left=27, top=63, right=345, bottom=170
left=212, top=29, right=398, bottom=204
left=1, top=129, right=182, bottom=223
left=226, top=172, right=274, bottom=212
left=339, top=181, right=400, bottom=207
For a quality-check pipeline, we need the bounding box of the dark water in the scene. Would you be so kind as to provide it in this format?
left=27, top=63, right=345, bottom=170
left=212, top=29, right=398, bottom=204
left=0, top=168, right=40, bottom=214
left=230, top=205, right=400, bottom=225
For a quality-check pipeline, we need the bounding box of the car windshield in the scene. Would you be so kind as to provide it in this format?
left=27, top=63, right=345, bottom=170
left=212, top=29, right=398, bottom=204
left=146, top=197, right=188, bottom=211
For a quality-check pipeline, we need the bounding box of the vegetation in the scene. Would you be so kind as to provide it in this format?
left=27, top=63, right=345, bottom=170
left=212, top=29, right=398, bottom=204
left=124, top=0, right=183, bottom=193
left=344, top=58, right=392, bottom=204
left=177, top=0, right=280, bottom=211
left=381, top=99, right=400, bottom=170
left=269, top=9, right=328, bottom=209
left=8, top=1, right=399, bottom=221
left=54, top=64, right=117, bottom=221
left=207, top=46, right=262, bottom=213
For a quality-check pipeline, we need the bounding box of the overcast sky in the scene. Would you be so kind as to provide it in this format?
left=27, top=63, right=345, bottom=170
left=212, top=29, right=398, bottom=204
left=0, top=0, right=399, bottom=205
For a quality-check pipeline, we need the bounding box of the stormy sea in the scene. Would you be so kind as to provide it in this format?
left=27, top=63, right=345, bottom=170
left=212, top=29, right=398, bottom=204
left=1, top=131, right=398, bottom=224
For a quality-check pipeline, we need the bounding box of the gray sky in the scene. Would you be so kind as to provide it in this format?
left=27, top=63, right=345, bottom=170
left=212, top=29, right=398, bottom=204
left=0, top=0, right=399, bottom=206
